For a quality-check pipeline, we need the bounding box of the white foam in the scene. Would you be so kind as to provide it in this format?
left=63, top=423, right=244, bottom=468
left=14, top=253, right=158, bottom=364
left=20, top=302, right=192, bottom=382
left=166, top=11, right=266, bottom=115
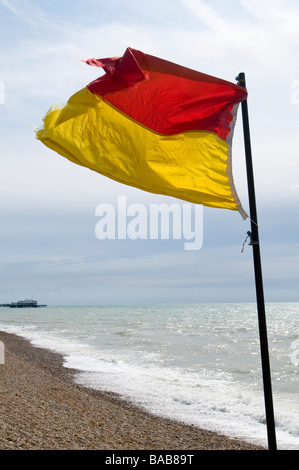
left=68, top=351, right=297, bottom=450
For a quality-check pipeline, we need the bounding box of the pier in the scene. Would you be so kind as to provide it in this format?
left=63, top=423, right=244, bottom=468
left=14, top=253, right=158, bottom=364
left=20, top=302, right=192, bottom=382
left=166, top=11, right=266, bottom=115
left=0, top=299, right=47, bottom=308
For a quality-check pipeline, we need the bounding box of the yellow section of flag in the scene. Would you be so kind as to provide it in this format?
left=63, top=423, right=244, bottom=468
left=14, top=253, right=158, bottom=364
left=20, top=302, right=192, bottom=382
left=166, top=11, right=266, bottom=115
left=37, top=87, right=246, bottom=216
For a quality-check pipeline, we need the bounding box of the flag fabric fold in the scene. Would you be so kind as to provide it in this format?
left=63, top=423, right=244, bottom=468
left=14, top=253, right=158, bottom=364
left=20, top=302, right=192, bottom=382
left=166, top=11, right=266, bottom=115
left=36, top=47, right=248, bottom=218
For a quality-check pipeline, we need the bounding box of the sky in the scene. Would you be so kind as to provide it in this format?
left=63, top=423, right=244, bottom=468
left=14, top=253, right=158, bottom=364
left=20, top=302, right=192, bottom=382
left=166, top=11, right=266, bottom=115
left=0, top=0, right=299, bottom=306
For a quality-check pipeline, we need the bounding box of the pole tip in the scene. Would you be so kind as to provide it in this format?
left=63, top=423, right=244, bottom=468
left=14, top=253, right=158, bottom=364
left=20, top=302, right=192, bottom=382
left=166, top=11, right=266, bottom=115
left=236, top=72, right=246, bottom=86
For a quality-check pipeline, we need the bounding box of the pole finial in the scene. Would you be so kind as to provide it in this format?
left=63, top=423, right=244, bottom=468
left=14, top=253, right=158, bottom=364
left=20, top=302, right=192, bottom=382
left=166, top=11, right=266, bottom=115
left=236, top=72, right=246, bottom=87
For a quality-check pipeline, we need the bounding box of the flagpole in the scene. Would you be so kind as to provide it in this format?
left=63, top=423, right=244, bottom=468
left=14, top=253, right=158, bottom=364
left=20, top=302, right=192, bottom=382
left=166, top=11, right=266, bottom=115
left=236, top=72, right=277, bottom=451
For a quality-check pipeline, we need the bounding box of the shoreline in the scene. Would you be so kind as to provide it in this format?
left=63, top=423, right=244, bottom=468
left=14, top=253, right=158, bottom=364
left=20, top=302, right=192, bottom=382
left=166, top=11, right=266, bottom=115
left=0, top=331, right=265, bottom=450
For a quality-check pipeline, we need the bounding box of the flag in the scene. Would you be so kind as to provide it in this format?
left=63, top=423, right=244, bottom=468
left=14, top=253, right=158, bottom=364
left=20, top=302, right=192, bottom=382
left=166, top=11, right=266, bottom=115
left=36, top=47, right=248, bottom=218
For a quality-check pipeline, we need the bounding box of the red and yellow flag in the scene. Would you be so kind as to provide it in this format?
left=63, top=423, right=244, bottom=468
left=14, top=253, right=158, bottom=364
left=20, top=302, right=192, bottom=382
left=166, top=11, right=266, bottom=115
left=36, top=47, right=248, bottom=218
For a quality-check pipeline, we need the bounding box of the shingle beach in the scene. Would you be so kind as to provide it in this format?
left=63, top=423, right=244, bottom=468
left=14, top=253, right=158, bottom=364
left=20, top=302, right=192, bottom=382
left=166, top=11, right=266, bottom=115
left=0, top=331, right=264, bottom=451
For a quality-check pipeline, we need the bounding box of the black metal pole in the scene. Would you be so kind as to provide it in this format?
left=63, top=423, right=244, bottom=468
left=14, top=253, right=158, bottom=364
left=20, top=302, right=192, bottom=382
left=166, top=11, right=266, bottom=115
left=236, top=72, right=277, bottom=451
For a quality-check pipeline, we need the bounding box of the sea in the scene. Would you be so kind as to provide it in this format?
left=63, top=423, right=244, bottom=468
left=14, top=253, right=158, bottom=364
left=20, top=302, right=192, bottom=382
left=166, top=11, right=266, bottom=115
left=0, top=302, right=298, bottom=450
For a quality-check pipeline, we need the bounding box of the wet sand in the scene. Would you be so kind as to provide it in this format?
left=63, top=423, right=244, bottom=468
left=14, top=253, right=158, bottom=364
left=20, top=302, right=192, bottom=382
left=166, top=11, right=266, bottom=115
left=0, top=331, right=265, bottom=450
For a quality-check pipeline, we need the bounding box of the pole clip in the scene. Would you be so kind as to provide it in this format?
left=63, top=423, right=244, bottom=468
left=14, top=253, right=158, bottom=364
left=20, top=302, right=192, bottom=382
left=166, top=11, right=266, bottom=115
left=248, top=231, right=259, bottom=246
left=241, top=231, right=259, bottom=252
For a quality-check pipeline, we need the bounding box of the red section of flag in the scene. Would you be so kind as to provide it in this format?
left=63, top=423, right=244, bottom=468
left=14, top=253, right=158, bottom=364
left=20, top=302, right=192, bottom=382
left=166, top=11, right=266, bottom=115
left=85, top=47, right=247, bottom=139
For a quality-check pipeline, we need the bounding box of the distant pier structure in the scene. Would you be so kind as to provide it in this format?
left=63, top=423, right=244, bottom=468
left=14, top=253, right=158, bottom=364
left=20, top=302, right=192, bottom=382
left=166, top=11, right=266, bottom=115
left=0, top=299, right=47, bottom=308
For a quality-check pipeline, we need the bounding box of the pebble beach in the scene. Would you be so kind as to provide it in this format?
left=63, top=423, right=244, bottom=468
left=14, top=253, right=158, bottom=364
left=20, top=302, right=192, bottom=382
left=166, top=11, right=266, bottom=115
left=0, top=331, right=264, bottom=451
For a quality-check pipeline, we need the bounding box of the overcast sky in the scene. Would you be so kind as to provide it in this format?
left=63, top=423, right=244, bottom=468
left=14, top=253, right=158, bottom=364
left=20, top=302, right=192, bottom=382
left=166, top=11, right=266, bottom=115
left=1, top=0, right=298, bottom=305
